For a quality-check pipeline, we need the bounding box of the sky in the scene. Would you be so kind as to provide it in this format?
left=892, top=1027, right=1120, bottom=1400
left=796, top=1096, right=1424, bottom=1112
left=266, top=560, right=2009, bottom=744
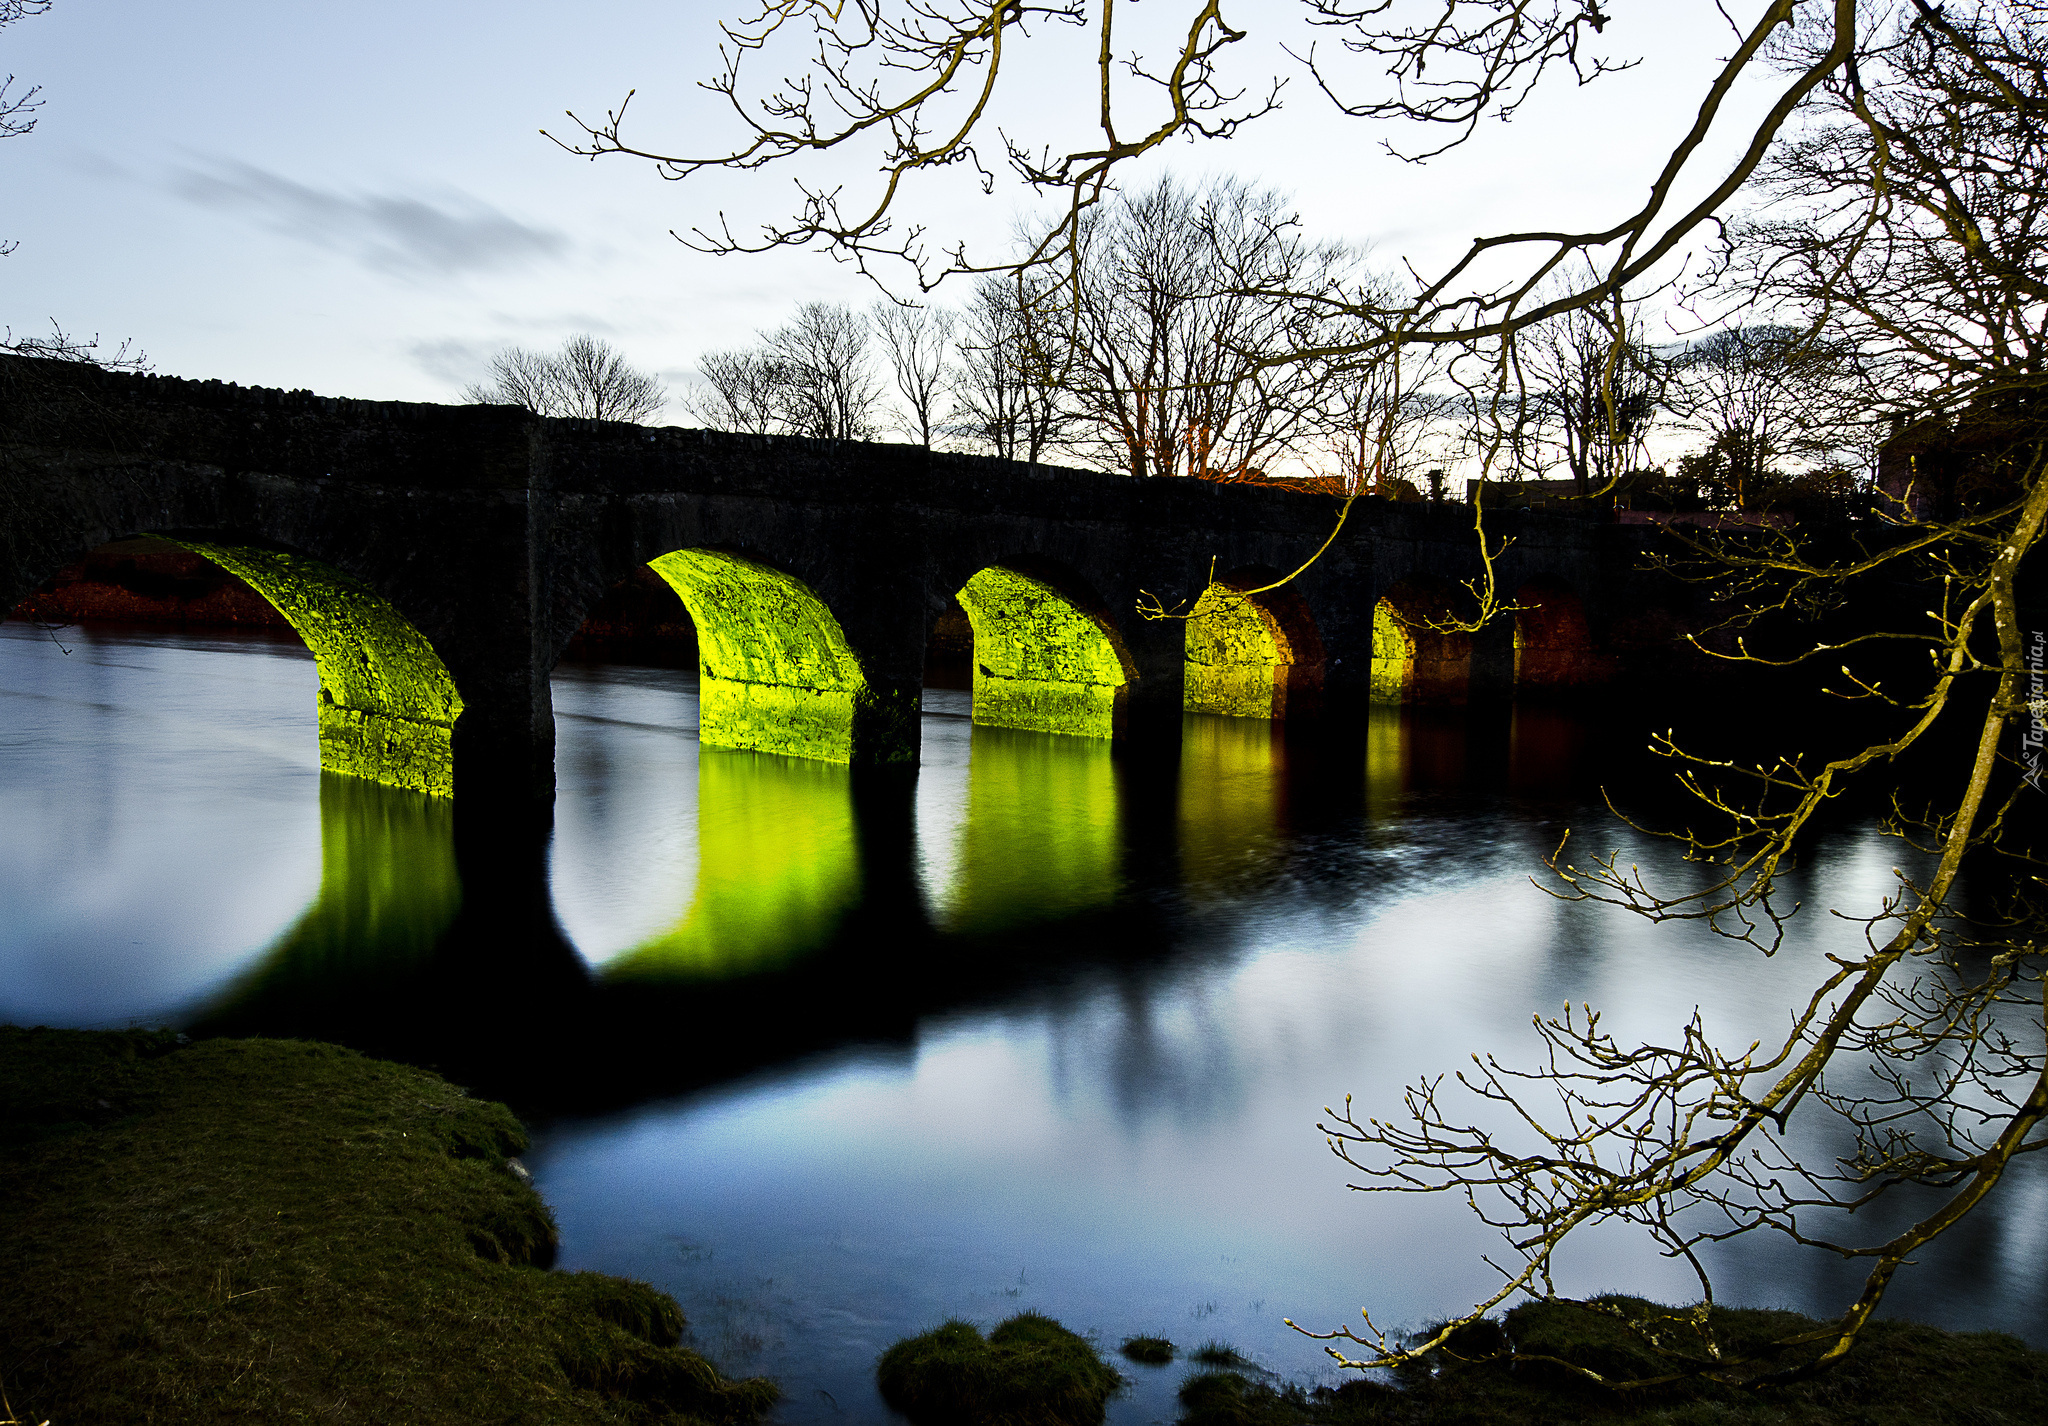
left=3, top=2, right=1795, bottom=419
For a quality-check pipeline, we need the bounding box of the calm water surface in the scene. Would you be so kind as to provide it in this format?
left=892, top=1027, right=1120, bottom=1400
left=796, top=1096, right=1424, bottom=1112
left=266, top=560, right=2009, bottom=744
left=3, top=619, right=2042, bottom=1424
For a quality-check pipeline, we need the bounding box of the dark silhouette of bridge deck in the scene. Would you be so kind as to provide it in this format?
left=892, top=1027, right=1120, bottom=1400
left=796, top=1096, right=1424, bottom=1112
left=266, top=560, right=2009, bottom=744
left=1, top=356, right=1678, bottom=801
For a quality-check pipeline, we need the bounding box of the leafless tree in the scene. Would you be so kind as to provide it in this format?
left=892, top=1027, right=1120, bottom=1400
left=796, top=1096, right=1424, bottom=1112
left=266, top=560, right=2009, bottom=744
left=556, top=1, right=2048, bottom=1389
left=0, top=3, right=150, bottom=371
left=1507, top=292, right=1667, bottom=494
left=464, top=346, right=558, bottom=414
left=0, top=320, right=150, bottom=372
left=552, top=334, right=668, bottom=422
left=872, top=300, right=956, bottom=447
left=948, top=273, right=1072, bottom=463
left=686, top=302, right=885, bottom=440
left=688, top=348, right=792, bottom=435
left=1664, top=325, right=1862, bottom=511
left=1304, top=350, right=1458, bottom=496
left=1309, top=2, right=2048, bottom=1389
left=463, top=334, right=666, bottom=423
left=1045, top=175, right=1357, bottom=480
left=763, top=301, right=885, bottom=440
left=0, top=2, right=47, bottom=148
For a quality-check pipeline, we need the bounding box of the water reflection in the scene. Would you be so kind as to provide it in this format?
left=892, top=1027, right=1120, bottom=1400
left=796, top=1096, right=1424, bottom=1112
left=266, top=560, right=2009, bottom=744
left=207, top=773, right=461, bottom=1014
left=934, top=725, right=1122, bottom=935
left=3, top=625, right=2042, bottom=1426
left=0, top=621, right=320, bottom=1026
left=1508, top=703, right=1589, bottom=797
left=1177, top=715, right=1283, bottom=892
left=604, top=749, right=862, bottom=983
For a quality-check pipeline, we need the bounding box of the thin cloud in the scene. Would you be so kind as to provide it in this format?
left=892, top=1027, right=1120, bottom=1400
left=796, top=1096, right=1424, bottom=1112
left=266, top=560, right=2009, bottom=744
left=172, top=159, right=569, bottom=277
left=409, top=338, right=494, bottom=390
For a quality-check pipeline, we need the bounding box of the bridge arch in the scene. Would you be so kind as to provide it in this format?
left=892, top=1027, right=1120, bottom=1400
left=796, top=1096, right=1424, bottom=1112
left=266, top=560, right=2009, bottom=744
left=641, top=547, right=881, bottom=764
left=1183, top=567, right=1324, bottom=720
left=10, top=531, right=467, bottom=797
left=1370, top=577, right=1472, bottom=704
left=167, top=538, right=464, bottom=796
left=952, top=559, right=1135, bottom=740
left=1513, top=575, right=1599, bottom=691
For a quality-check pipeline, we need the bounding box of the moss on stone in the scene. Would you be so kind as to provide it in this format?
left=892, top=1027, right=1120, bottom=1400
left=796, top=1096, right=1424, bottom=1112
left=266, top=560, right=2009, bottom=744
left=647, top=548, right=908, bottom=765
left=1370, top=598, right=1414, bottom=704
left=1184, top=584, right=1291, bottom=719
left=957, top=566, right=1131, bottom=740
left=174, top=541, right=463, bottom=796
left=1173, top=1297, right=2048, bottom=1426
left=0, top=1026, right=777, bottom=1426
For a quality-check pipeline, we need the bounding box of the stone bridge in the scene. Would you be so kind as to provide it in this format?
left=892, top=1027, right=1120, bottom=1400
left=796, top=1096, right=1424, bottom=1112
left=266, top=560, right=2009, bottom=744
left=1, top=356, right=1682, bottom=803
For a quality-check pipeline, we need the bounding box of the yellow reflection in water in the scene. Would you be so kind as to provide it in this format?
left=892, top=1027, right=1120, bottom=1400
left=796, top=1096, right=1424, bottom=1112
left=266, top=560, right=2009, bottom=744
left=604, top=748, right=861, bottom=982
left=1363, top=702, right=1409, bottom=817
left=1178, top=714, right=1283, bottom=888
left=214, top=774, right=462, bottom=1007
left=937, top=725, right=1122, bottom=934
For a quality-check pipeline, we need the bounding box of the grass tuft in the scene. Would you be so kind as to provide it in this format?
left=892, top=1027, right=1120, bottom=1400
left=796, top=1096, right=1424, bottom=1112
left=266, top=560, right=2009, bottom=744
left=0, top=1026, right=777, bottom=1425
left=877, top=1310, right=1124, bottom=1425
left=1121, top=1334, right=1176, bottom=1365
left=1192, top=1340, right=1253, bottom=1367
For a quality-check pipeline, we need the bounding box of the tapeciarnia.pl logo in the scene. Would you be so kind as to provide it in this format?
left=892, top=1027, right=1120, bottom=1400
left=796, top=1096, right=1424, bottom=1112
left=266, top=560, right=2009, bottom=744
left=2025, top=629, right=2046, bottom=794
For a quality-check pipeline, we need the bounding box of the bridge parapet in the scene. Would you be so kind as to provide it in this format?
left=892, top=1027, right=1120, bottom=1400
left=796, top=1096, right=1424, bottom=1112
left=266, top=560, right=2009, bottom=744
left=2, top=355, right=1686, bottom=800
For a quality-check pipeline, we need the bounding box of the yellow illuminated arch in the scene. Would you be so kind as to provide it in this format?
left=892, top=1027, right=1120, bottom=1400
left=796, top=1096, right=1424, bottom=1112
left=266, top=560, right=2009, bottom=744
left=1370, top=598, right=1416, bottom=703
left=648, top=549, right=872, bottom=763
left=173, top=541, right=463, bottom=796
left=1185, top=583, right=1294, bottom=719
left=956, top=565, right=1132, bottom=740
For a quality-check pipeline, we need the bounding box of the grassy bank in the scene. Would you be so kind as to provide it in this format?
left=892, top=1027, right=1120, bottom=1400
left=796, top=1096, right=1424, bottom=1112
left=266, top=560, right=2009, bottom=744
left=0, top=1026, right=776, bottom=1425
left=1171, top=1299, right=2048, bottom=1425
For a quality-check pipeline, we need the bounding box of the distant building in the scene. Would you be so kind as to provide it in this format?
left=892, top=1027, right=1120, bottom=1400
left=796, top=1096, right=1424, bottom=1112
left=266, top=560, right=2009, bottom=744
left=1875, top=406, right=2032, bottom=522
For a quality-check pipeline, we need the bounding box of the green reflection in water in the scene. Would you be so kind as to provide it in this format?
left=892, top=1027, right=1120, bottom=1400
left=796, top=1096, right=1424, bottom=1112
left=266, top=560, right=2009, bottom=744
left=603, top=748, right=861, bottom=983
left=1178, top=714, right=1283, bottom=888
left=1363, top=702, right=1409, bottom=818
left=937, top=724, right=1122, bottom=935
left=206, top=773, right=462, bottom=1013
left=1363, top=704, right=1467, bottom=812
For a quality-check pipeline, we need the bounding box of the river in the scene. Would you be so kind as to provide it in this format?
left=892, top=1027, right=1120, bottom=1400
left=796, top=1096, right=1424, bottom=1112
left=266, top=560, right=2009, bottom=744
left=3, top=618, right=2042, bottom=1423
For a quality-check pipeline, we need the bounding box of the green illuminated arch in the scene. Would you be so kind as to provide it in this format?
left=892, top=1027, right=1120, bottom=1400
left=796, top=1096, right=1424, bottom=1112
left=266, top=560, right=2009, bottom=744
left=172, top=541, right=463, bottom=796
left=1370, top=582, right=1472, bottom=704
left=603, top=747, right=861, bottom=982
left=956, top=565, right=1132, bottom=740
left=647, top=549, right=873, bottom=763
left=1370, top=598, right=1416, bottom=703
left=1184, top=584, right=1299, bottom=719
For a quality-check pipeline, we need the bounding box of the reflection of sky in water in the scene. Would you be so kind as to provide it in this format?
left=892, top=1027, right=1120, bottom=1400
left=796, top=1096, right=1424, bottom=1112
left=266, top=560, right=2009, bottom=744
left=0, top=622, right=322, bottom=1025
left=3, top=625, right=2041, bottom=1426
left=536, top=819, right=2045, bottom=1426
